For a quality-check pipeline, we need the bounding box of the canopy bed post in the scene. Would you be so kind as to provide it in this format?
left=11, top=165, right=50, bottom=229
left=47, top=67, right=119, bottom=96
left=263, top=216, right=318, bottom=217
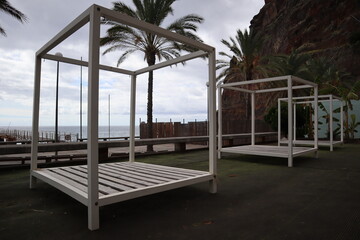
left=129, top=74, right=137, bottom=162
left=208, top=50, right=217, bottom=193
left=293, top=103, right=296, bottom=144
left=340, top=102, right=344, bottom=143
left=87, top=6, right=101, bottom=230
left=287, top=76, right=293, bottom=167
left=217, top=83, right=223, bottom=159
left=314, top=86, right=319, bottom=158
left=330, top=95, right=333, bottom=151
left=278, top=98, right=281, bottom=146
left=30, top=56, right=42, bottom=188
left=251, top=92, right=255, bottom=146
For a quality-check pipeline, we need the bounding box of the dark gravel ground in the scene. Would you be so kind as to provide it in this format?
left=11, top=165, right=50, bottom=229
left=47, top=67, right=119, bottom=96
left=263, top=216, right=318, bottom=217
left=0, top=144, right=359, bottom=240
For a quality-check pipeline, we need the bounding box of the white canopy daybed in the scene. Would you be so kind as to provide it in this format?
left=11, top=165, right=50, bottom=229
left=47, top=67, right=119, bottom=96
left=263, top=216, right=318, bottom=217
left=278, top=94, right=344, bottom=151
left=217, top=75, right=319, bottom=167
left=30, top=5, right=217, bottom=230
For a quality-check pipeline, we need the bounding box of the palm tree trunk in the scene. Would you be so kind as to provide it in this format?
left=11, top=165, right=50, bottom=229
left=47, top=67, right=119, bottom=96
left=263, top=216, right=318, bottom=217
left=147, top=70, right=154, bottom=152
left=146, top=54, right=156, bottom=152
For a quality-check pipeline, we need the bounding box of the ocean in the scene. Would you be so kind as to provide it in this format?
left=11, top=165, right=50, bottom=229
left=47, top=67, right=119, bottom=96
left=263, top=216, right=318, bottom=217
left=0, top=126, right=139, bottom=141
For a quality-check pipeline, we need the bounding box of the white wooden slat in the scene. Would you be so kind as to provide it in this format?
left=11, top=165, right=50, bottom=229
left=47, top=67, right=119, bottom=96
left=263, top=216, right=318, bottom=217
left=121, top=162, right=201, bottom=177
left=97, top=167, right=154, bottom=187
left=45, top=169, right=89, bottom=194
left=99, top=164, right=169, bottom=183
left=100, top=164, right=165, bottom=184
left=32, top=170, right=89, bottom=205
left=71, top=166, right=133, bottom=192
left=62, top=167, right=117, bottom=194
left=99, top=173, right=214, bottom=207
left=130, top=162, right=207, bottom=175
left=221, top=145, right=318, bottom=158
left=114, top=163, right=190, bottom=180
left=111, top=163, right=182, bottom=181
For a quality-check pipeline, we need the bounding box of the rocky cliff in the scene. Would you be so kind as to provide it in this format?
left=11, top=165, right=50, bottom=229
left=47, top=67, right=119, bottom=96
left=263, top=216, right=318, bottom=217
left=221, top=0, right=360, bottom=127
left=250, top=0, right=360, bottom=78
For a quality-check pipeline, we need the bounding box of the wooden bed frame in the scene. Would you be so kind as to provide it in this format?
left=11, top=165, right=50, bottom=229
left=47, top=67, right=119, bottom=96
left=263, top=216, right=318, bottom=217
left=30, top=5, right=217, bottom=230
left=278, top=94, right=344, bottom=151
left=217, top=75, right=319, bottom=167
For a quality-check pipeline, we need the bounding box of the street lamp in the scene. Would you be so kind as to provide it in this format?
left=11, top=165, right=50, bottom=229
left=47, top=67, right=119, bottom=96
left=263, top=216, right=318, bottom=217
left=55, top=52, right=63, bottom=142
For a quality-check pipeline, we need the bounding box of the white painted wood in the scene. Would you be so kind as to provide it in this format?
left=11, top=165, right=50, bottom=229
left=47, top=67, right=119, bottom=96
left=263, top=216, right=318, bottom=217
left=30, top=56, right=42, bottom=189
left=221, top=145, right=317, bottom=159
left=222, top=86, right=255, bottom=93
left=36, top=7, right=91, bottom=57
left=129, top=75, right=136, bottom=162
left=292, top=75, right=317, bottom=86
left=87, top=6, right=100, bottom=230
left=32, top=170, right=88, bottom=205
left=330, top=95, right=333, bottom=151
left=279, top=139, right=343, bottom=147
left=287, top=76, right=293, bottom=167
left=208, top=50, right=217, bottom=194
left=341, top=103, right=344, bottom=142
left=278, top=94, right=343, bottom=151
left=293, top=103, right=296, bottom=142
left=251, top=93, right=255, bottom=145
left=255, top=84, right=313, bottom=94
left=278, top=99, right=281, bottom=146
left=99, top=6, right=213, bottom=52
left=32, top=4, right=217, bottom=230
left=43, top=54, right=134, bottom=75
left=314, top=86, right=318, bottom=152
left=99, top=174, right=213, bottom=207
left=135, top=51, right=207, bottom=75
left=33, top=162, right=213, bottom=209
left=217, top=83, right=223, bottom=159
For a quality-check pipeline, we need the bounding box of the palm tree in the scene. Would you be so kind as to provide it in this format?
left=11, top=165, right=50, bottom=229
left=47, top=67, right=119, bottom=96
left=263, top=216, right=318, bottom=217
left=100, top=0, right=204, bottom=152
left=0, top=0, right=27, bottom=36
left=217, top=29, right=264, bottom=118
left=217, top=29, right=263, bottom=82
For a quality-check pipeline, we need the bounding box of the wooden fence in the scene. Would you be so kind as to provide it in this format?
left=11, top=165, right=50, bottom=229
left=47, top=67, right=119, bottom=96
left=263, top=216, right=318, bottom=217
left=140, top=121, right=208, bottom=139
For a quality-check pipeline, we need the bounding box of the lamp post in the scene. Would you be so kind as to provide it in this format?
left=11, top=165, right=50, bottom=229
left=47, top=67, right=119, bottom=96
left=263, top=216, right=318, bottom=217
left=55, top=52, right=63, bottom=142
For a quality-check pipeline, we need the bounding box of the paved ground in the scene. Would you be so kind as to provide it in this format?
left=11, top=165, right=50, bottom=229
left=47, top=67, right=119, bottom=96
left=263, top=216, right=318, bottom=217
left=0, top=144, right=359, bottom=239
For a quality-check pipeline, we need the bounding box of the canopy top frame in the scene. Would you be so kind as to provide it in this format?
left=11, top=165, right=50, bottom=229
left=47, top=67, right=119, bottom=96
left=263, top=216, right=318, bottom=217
left=218, top=75, right=317, bottom=94
left=37, top=4, right=213, bottom=77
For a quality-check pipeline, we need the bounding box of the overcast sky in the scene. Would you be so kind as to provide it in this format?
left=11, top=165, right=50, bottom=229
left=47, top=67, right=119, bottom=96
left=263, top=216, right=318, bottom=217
left=0, top=0, right=264, bottom=127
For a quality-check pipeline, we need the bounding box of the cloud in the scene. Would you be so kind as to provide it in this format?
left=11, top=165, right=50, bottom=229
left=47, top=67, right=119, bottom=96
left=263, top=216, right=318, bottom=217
left=0, top=0, right=264, bottom=126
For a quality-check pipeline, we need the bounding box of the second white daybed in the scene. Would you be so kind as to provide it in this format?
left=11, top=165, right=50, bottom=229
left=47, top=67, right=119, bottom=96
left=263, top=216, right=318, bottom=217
left=217, top=75, right=319, bottom=167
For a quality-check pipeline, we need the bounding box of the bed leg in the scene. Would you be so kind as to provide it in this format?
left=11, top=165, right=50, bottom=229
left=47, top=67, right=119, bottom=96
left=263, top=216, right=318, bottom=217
left=30, top=175, right=37, bottom=189
left=288, top=156, right=293, bottom=168
left=315, top=150, right=319, bottom=159
left=209, top=178, right=217, bottom=194
left=88, top=203, right=99, bottom=230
